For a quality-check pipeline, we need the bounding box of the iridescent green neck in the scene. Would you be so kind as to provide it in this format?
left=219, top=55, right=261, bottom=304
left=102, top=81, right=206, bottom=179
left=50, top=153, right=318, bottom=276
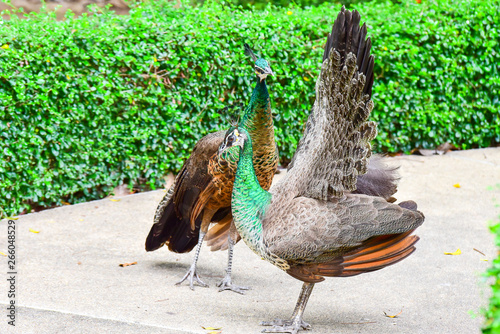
left=231, top=131, right=271, bottom=254
left=240, top=77, right=270, bottom=131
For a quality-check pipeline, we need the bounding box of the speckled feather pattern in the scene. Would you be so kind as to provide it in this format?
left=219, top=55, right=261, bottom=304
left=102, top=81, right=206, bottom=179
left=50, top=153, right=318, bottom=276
left=283, top=49, right=376, bottom=201
left=286, top=8, right=376, bottom=201
left=207, top=80, right=278, bottom=211
left=262, top=194, right=423, bottom=264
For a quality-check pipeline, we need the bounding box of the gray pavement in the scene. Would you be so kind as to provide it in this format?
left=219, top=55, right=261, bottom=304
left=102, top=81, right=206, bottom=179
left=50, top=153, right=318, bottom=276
left=1, top=147, right=500, bottom=334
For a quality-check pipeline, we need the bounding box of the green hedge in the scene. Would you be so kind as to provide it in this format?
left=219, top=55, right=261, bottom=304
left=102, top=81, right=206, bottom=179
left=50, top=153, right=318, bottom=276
left=195, top=0, right=370, bottom=10
left=1, top=0, right=499, bottom=217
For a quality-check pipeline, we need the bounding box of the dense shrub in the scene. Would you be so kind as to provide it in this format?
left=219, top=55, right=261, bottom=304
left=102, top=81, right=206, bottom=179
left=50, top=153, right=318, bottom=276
left=366, top=1, right=500, bottom=151
left=0, top=0, right=499, bottom=217
left=195, top=0, right=371, bottom=10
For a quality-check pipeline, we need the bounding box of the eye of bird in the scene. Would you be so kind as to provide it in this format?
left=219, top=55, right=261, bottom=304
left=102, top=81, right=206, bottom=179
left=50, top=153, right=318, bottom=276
left=227, top=135, right=235, bottom=145
left=255, top=67, right=265, bottom=74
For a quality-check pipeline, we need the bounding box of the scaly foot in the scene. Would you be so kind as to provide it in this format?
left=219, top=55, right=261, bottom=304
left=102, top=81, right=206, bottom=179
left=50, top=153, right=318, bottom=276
left=217, top=275, right=251, bottom=294
left=175, top=266, right=208, bottom=290
left=260, top=318, right=311, bottom=334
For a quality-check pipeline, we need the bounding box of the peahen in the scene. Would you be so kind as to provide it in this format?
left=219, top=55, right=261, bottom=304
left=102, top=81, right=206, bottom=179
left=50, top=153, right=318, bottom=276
left=145, top=44, right=279, bottom=293
left=217, top=7, right=425, bottom=334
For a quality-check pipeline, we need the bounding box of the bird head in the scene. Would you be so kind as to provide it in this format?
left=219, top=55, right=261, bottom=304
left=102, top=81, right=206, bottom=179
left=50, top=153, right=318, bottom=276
left=218, top=128, right=247, bottom=155
left=244, top=43, right=274, bottom=82
left=254, top=58, right=274, bottom=82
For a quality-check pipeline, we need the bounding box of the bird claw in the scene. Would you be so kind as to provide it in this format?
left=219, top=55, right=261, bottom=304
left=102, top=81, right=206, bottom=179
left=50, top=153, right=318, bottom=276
left=260, top=318, right=311, bottom=333
left=175, top=267, right=209, bottom=290
left=217, top=275, right=251, bottom=294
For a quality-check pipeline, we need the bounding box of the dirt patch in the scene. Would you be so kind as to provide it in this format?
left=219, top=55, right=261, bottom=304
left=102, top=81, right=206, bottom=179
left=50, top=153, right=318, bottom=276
left=1, top=0, right=130, bottom=19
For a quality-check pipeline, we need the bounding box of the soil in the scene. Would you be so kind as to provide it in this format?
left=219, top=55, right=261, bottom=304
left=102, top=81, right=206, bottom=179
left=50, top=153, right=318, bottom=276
left=1, top=0, right=130, bottom=19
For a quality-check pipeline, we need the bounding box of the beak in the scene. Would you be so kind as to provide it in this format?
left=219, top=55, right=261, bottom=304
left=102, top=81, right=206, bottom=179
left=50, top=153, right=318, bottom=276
left=236, top=139, right=245, bottom=150
left=259, top=67, right=274, bottom=82
left=264, top=67, right=274, bottom=76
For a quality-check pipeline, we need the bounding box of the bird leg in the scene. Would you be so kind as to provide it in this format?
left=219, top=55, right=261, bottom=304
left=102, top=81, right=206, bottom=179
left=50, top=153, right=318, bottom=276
left=217, top=224, right=251, bottom=294
left=261, top=282, right=314, bottom=334
left=175, top=231, right=209, bottom=290
left=175, top=209, right=216, bottom=290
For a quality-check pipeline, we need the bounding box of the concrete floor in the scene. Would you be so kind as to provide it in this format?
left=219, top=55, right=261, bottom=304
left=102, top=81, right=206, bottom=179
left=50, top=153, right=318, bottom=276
left=1, top=147, right=499, bottom=334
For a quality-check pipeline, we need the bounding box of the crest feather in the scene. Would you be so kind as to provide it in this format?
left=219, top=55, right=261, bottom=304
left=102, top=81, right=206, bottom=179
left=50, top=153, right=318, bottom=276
left=244, top=43, right=257, bottom=61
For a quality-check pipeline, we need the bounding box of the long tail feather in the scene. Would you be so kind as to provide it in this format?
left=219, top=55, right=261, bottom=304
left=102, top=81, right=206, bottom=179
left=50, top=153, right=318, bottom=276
left=145, top=182, right=201, bottom=253
left=145, top=201, right=201, bottom=253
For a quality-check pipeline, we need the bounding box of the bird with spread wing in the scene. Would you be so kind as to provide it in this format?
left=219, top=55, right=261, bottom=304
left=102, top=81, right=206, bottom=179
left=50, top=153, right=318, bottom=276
left=217, top=7, right=424, bottom=333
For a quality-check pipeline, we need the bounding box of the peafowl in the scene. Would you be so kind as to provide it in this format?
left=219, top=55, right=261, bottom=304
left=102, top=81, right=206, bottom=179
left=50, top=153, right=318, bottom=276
left=217, top=7, right=425, bottom=334
left=145, top=44, right=279, bottom=293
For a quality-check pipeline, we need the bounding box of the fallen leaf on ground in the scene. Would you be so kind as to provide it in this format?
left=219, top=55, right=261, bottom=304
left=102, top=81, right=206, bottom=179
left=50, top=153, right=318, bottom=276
left=473, top=248, right=486, bottom=256
left=202, top=326, right=222, bottom=330
left=453, top=183, right=461, bottom=188
left=481, top=259, right=489, bottom=262
left=0, top=252, right=6, bottom=256
left=110, top=198, right=121, bottom=202
left=444, top=248, right=461, bottom=255
left=29, top=228, right=40, bottom=233
left=119, top=261, right=137, bottom=267
left=384, top=309, right=403, bottom=318
left=61, top=201, right=71, bottom=205
left=6, top=217, right=19, bottom=220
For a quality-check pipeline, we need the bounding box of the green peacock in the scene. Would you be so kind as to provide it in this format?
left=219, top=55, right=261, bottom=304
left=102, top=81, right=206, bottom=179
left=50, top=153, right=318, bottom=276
left=218, top=7, right=425, bottom=334
left=145, top=44, right=279, bottom=293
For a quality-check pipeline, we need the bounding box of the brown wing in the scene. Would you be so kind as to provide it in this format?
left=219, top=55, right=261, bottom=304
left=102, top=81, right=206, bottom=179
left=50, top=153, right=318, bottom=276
left=145, top=131, right=226, bottom=253
left=263, top=194, right=424, bottom=266
left=286, top=231, right=419, bottom=283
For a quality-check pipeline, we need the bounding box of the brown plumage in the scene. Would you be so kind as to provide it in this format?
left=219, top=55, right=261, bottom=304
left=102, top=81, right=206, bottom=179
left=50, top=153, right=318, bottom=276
left=217, top=6, right=425, bottom=333
left=145, top=50, right=278, bottom=290
left=264, top=195, right=423, bottom=283
left=146, top=130, right=230, bottom=253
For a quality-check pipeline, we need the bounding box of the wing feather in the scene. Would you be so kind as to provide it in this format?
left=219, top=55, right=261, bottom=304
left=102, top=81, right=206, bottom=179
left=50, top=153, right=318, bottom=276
left=285, top=7, right=376, bottom=201
left=145, top=131, right=225, bottom=252
left=264, top=194, right=424, bottom=262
